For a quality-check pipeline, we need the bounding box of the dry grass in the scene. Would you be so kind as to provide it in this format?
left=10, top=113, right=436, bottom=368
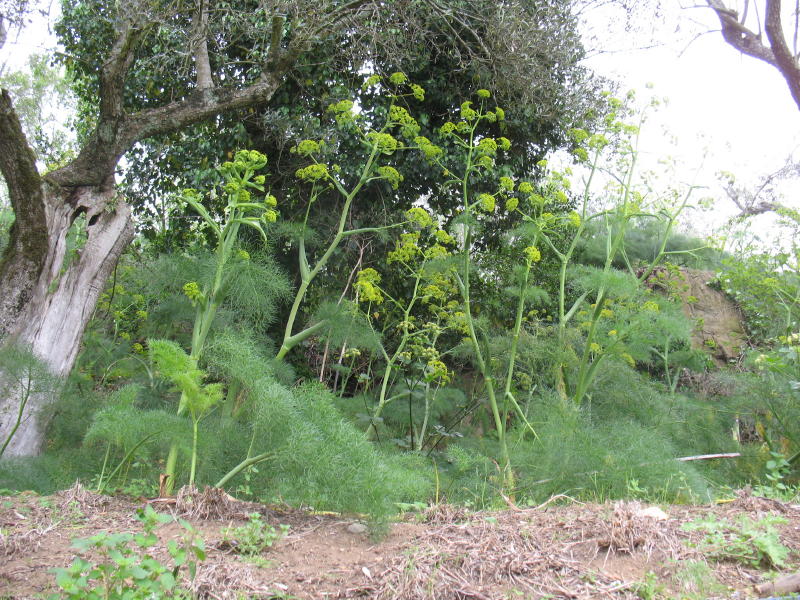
left=591, top=501, right=682, bottom=558
left=422, top=503, right=470, bottom=525
left=3, top=489, right=800, bottom=600
left=189, top=561, right=278, bottom=600
left=54, top=481, right=109, bottom=513
left=174, top=485, right=249, bottom=521
left=346, top=504, right=672, bottom=600
left=729, top=486, right=794, bottom=513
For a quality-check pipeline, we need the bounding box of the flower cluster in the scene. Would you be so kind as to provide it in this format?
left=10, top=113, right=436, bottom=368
left=406, top=207, right=434, bottom=229
left=389, top=105, right=420, bottom=139
left=499, top=176, right=514, bottom=192
left=460, top=100, right=478, bottom=121
left=642, top=300, right=660, bottom=312
left=425, top=359, right=452, bottom=384
left=362, top=74, right=381, bottom=90
left=183, top=281, right=204, bottom=306
left=355, top=268, right=383, bottom=304
left=434, top=229, right=456, bottom=245
left=388, top=232, right=421, bottom=264
left=327, top=99, right=356, bottom=126
left=523, top=246, right=541, bottom=263
left=377, top=166, right=403, bottom=189
left=414, top=136, right=443, bottom=161
left=389, top=72, right=408, bottom=85
left=295, top=163, right=329, bottom=182
left=220, top=150, right=268, bottom=176
left=292, top=139, right=324, bottom=156
left=367, top=131, right=400, bottom=154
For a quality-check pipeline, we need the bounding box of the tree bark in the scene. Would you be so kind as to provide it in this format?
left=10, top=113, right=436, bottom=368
left=0, top=8, right=287, bottom=456
left=0, top=87, right=136, bottom=455
left=0, top=184, right=133, bottom=455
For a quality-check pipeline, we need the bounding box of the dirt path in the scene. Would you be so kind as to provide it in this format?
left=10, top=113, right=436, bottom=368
left=2, top=486, right=799, bottom=599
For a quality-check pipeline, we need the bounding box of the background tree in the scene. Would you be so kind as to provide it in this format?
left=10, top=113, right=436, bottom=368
left=0, top=0, right=601, bottom=456
left=87, top=0, right=601, bottom=376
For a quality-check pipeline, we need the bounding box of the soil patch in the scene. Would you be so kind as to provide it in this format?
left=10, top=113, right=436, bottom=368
left=2, top=485, right=799, bottom=599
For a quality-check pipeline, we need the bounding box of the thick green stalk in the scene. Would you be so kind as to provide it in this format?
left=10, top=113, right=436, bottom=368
left=502, top=258, right=533, bottom=424
left=455, top=123, right=512, bottom=489
left=191, top=218, right=241, bottom=361
left=548, top=147, right=601, bottom=403
left=417, top=381, right=432, bottom=452
left=215, top=452, right=273, bottom=489
left=96, top=444, right=111, bottom=493
left=224, top=380, right=241, bottom=417
left=275, top=143, right=381, bottom=361
left=189, top=419, right=199, bottom=486
left=569, top=129, right=640, bottom=406
left=367, top=272, right=423, bottom=439
left=165, top=216, right=241, bottom=494
left=0, top=371, right=32, bottom=459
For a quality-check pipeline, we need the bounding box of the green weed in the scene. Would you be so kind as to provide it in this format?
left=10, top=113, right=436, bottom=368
left=667, top=559, right=726, bottom=600
left=50, top=505, right=205, bottom=599
left=222, top=512, right=288, bottom=557
left=682, top=514, right=789, bottom=568
left=633, top=571, right=664, bottom=600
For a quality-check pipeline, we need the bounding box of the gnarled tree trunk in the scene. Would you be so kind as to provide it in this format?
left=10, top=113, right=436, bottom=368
left=0, top=0, right=406, bottom=457
left=0, top=90, right=134, bottom=455
left=0, top=190, right=133, bottom=456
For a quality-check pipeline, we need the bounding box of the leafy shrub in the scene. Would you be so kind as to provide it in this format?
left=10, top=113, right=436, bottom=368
left=716, top=252, right=799, bottom=339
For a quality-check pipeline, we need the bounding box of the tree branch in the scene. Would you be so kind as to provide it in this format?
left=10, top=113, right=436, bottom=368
left=0, top=90, right=43, bottom=219
left=265, top=14, right=285, bottom=69
left=764, top=0, right=800, bottom=108
left=0, top=14, right=7, bottom=52
left=127, top=75, right=285, bottom=149
left=192, top=0, right=213, bottom=90
left=707, top=0, right=800, bottom=109
left=98, top=16, right=144, bottom=127
left=47, top=1, right=377, bottom=188
left=0, top=89, right=48, bottom=336
left=706, top=0, right=777, bottom=65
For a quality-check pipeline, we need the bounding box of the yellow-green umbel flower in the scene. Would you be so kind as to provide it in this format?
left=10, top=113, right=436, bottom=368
left=524, top=246, right=541, bottom=263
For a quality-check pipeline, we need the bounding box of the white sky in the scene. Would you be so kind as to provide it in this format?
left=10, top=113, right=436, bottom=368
left=579, top=2, right=800, bottom=240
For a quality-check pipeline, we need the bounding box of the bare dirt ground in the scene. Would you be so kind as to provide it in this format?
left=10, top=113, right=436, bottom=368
left=2, top=485, right=800, bottom=599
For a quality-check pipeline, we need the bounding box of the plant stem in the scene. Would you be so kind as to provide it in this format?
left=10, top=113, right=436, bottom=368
left=189, top=418, right=199, bottom=486
left=455, top=121, right=513, bottom=490
left=276, top=140, right=382, bottom=361
left=0, top=368, right=32, bottom=459
left=215, top=452, right=273, bottom=489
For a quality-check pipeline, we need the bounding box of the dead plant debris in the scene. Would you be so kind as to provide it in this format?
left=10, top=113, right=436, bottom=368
left=1, top=490, right=799, bottom=599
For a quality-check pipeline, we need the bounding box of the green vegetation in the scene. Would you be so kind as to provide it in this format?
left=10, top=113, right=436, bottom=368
left=682, top=514, right=790, bottom=568
left=1, top=2, right=799, bottom=566
left=50, top=505, right=205, bottom=599
left=222, top=513, right=288, bottom=558
left=3, top=75, right=799, bottom=517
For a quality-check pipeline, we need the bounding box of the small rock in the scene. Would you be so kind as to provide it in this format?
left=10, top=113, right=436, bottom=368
left=636, top=506, right=669, bottom=521
left=347, top=522, right=368, bottom=534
